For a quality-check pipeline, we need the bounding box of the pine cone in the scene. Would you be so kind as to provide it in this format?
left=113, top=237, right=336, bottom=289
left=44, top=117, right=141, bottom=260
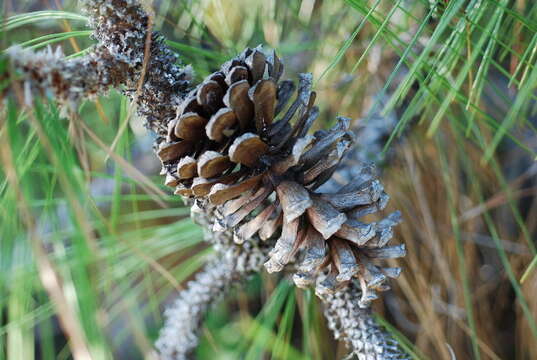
left=156, top=47, right=405, bottom=305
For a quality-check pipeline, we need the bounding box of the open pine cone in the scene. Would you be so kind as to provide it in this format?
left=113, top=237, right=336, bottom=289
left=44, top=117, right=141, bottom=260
left=156, top=46, right=405, bottom=306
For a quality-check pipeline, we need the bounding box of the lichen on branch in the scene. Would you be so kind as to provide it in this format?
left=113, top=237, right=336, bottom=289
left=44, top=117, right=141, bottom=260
left=7, top=0, right=192, bottom=133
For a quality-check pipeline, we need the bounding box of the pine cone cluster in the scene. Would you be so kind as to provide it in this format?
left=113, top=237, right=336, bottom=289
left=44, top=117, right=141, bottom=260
left=157, top=47, right=404, bottom=305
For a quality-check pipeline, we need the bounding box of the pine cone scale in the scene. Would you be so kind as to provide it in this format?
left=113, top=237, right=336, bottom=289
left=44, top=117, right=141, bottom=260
left=208, top=174, right=263, bottom=206
left=223, top=80, right=254, bottom=129
left=249, top=78, right=277, bottom=132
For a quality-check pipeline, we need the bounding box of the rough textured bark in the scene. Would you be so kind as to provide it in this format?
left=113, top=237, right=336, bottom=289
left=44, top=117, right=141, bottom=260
left=7, top=0, right=192, bottom=133
left=155, top=251, right=266, bottom=360
left=156, top=199, right=274, bottom=359
left=321, top=282, right=409, bottom=360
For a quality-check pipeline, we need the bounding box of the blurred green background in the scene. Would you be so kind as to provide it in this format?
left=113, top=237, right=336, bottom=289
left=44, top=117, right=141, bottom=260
left=1, top=0, right=536, bottom=359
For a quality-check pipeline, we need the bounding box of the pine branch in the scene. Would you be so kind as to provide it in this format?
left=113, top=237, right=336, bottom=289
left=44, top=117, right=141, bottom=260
left=156, top=255, right=236, bottom=360
left=7, top=0, right=191, bottom=133
left=5, top=1, right=408, bottom=359
left=321, top=282, right=409, bottom=360
left=7, top=45, right=131, bottom=107
left=156, top=249, right=266, bottom=359
left=156, top=198, right=275, bottom=359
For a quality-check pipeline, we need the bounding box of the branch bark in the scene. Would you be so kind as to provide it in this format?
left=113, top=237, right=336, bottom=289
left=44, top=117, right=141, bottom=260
left=321, top=282, right=409, bottom=360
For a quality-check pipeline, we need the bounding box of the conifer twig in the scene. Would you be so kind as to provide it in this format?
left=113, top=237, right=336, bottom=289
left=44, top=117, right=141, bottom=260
left=156, top=199, right=274, bottom=359
left=321, top=282, right=409, bottom=360
left=156, top=250, right=265, bottom=359
left=7, top=0, right=191, bottom=132
left=5, top=1, right=408, bottom=359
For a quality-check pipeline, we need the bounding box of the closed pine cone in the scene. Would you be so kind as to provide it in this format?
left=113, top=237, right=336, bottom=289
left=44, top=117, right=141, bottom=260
left=156, top=46, right=405, bottom=306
